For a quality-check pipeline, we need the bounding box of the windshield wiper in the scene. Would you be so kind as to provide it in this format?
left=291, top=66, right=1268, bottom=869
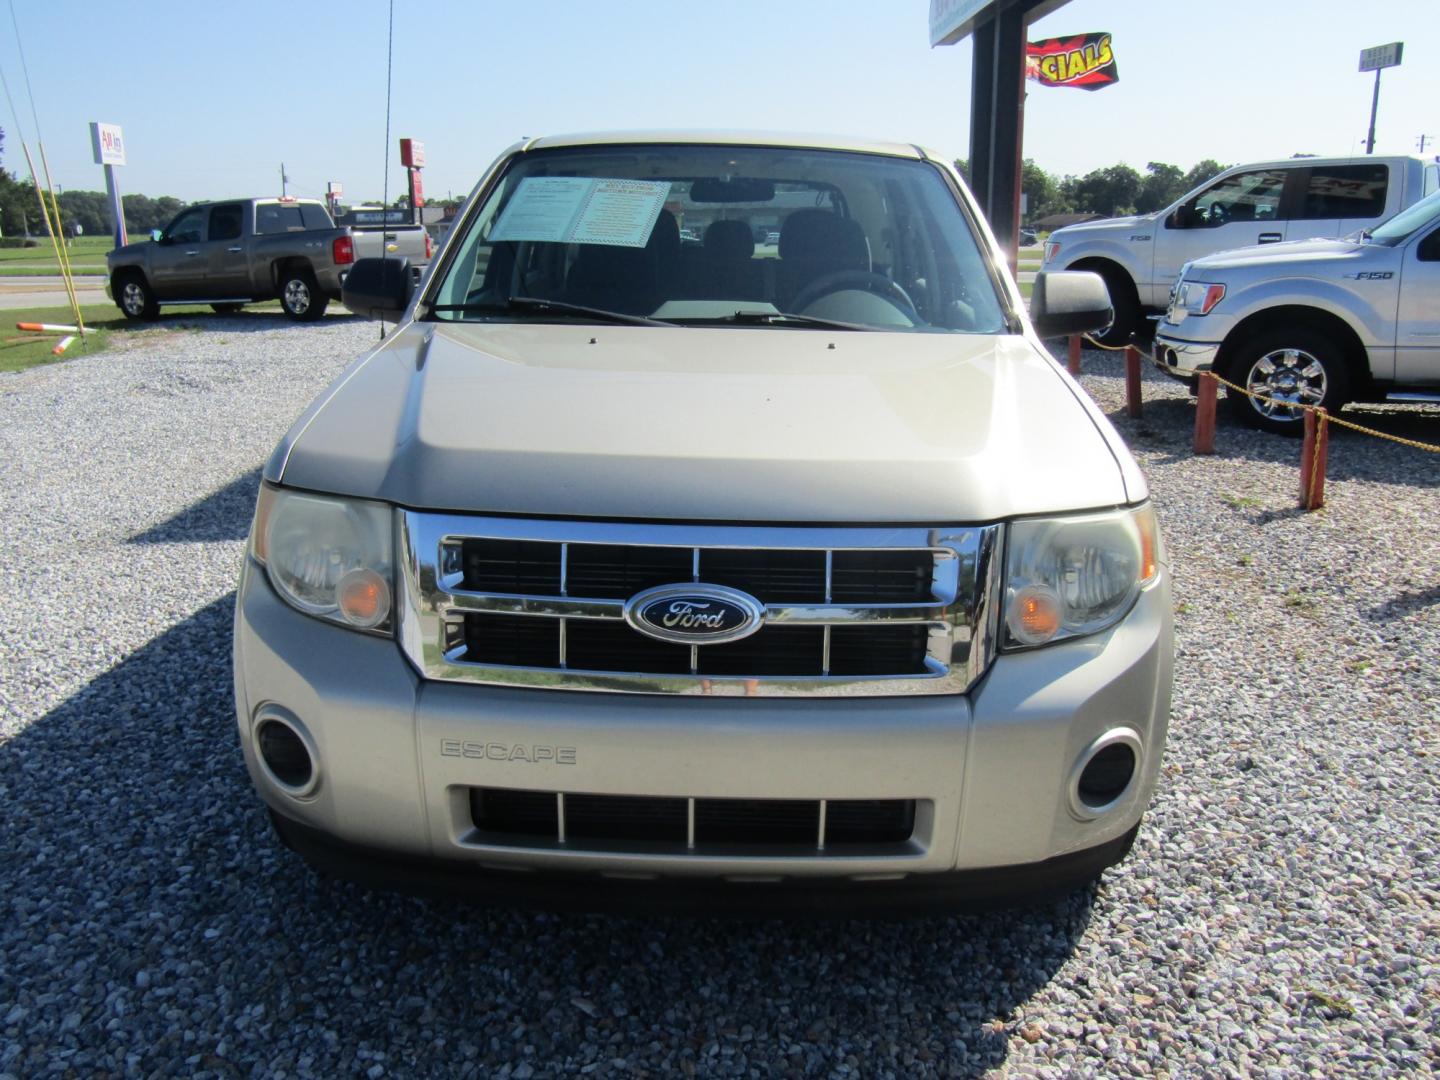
left=429, top=296, right=675, bottom=327
left=680, top=310, right=878, bottom=332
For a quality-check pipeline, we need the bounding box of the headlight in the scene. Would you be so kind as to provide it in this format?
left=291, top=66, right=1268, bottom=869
left=1174, top=279, right=1226, bottom=316
left=250, top=484, right=395, bottom=633
left=1003, top=504, right=1160, bottom=650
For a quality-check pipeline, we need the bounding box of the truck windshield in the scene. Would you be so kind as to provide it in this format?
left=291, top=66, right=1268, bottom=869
left=1365, top=189, right=1440, bottom=246
left=427, top=144, right=1008, bottom=333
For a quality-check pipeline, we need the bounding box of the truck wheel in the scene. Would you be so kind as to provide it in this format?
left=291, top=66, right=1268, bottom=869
left=211, top=303, right=244, bottom=314
left=1089, top=267, right=1141, bottom=347
left=279, top=269, right=329, bottom=322
left=115, top=272, right=159, bottom=321
left=1226, top=329, right=1350, bottom=436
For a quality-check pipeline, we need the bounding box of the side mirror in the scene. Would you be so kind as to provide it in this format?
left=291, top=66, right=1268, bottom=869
left=150, top=228, right=163, bottom=242
left=341, top=257, right=415, bottom=321
left=1030, top=270, right=1114, bottom=339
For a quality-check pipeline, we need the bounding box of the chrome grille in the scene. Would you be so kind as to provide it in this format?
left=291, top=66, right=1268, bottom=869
left=398, top=514, right=1002, bottom=696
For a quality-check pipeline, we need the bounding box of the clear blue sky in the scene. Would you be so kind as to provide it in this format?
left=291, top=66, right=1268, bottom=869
left=2, top=0, right=1436, bottom=205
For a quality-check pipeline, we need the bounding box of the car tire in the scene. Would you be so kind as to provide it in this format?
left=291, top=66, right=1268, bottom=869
left=115, top=271, right=159, bottom=321
left=1089, top=266, right=1141, bottom=348
left=211, top=302, right=244, bottom=314
left=1226, top=328, right=1350, bottom=436
left=279, top=268, right=328, bottom=322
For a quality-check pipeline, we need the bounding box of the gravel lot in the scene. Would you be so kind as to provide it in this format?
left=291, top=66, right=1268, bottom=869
left=1, top=315, right=1437, bottom=1077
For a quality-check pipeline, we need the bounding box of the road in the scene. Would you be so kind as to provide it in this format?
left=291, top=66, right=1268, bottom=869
left=0, top=275, right=108, bottom=310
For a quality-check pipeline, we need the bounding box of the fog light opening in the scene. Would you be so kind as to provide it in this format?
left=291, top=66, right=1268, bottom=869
left=256, top=715, right=318, bottom=796
left=1070, top=728, right=1141, bottom=819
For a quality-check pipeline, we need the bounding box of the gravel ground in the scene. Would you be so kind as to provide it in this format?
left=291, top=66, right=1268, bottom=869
left=1, top=317, right=1437, bottom=1078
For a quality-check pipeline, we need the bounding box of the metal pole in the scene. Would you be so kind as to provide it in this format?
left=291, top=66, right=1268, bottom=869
left=1366, top=69, right=1382, bottom=154
left=103, top=162, right=126, bottom=247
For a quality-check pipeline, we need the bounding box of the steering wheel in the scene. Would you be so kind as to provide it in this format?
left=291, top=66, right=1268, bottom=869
left=790, top=270, right=920, bottom=321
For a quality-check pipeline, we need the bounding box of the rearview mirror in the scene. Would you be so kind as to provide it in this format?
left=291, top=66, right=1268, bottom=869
left=1030, top=270, right=1114, bottom=339
left=341, top=257, right=414, bottom=321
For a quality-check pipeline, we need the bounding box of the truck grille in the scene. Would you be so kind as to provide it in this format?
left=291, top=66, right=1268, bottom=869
left=399, top=514, right=1001, bottom=696
left=469, top=788, right=920, bottom=853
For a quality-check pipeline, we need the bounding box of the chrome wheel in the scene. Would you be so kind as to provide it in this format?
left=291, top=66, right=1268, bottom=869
left=121, top=282, right=146, bottom=316
left=1244, top=347, right=1326, bottom=421
left=283, top=278, right=311, bottom=315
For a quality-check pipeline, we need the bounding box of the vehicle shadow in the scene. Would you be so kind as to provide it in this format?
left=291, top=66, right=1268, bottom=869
left=128, top=467, right=261, bottom=544
left=1, top=592, right=1094, bottom=1077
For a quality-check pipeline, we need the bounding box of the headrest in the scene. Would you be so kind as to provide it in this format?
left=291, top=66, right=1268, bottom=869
left=704, top=219, right=755, bottom=261
left=779, top=209, right=868, bottom=268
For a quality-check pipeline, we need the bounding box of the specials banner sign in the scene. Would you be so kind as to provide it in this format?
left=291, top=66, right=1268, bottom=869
left=1026, top=33, right=1118, bottom=91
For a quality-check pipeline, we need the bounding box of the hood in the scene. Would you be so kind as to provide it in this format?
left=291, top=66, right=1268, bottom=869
left=1187, top=236, right=1365, bottom=273
left=107, top=239, right=150, bottom=263
left=274, top=322, right=1132, bottom=523
left=1052, top=213, right=1156, bottom=237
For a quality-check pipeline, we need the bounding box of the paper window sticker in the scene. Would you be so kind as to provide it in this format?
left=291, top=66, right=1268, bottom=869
left=568, top=179, right=672, bottom=249
left=489, top=177, right=595, bottom=244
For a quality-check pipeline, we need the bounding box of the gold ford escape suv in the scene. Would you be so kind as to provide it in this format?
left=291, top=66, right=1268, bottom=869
left=233, top=132, right=1172, bottom=913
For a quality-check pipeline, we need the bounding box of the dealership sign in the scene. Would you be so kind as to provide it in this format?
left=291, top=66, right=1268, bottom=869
left=1358, top=42, right=1402, bottom=72
left=89, top=122, right=126, bottom=166
left=1026, top=33, right=1118, bottom=90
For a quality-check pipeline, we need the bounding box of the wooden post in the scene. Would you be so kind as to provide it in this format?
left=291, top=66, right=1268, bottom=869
left=1194, top=372, right=1217, bottom=455
left=1125, top=345, right=1143, bottom=418
left=1299, top=408, right=1329, bottom=510
left=1067, top=334, right=1082, bottom=376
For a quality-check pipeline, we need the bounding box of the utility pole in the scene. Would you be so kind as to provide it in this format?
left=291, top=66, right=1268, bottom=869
left=1420, top=134, right=1433, bottom=154
left=280, top=162, right=289, bottom=197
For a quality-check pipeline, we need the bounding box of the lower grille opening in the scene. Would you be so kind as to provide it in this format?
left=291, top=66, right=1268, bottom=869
left=826, top=799, right=917, bottom=844
left=467, top=789, right=919, bottom=853
left=470, top=787, right=557, bottom=837
left=564, top=793, right=688, bottom=843
left=695, top=798, right=820, bottom=845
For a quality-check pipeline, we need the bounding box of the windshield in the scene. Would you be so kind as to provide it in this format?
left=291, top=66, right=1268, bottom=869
left=1365, top=189, right=1440, bottom=246
left=427, top=143, right=1008, bottom=333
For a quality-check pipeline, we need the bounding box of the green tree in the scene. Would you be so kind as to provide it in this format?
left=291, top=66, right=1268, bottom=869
left=1135, top=161, right=1185, bottom=214
left=1069, top=163, right=1143, bottom=216
left=1182, top=159, right=1228, bottom=191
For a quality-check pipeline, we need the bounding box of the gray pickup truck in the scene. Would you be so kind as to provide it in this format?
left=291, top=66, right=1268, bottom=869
left=107, top=198, right=358, bottom=321
left=1154, top=189, right=1440, bottom=433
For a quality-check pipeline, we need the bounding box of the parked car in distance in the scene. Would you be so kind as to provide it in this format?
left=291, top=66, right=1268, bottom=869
left=1019, top=227, right=1038, bottom=247
left=332, top=207, right=433, bottom=270
left=1154, top=189, right=1440, bottom=434
left=1044, top=155, right=1440, bottom=345
left=235, top=131, right=1172, bottom=913
left=107, top=198, right=356, bottom=321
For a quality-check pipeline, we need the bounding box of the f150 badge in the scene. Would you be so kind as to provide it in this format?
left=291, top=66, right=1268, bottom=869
left=1344, top=271, right=1393, bottom=280
left=624, top=583, right=765, bottom=645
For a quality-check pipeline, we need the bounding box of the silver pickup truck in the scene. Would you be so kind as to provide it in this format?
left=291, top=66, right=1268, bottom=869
left=1044, top=155, right=1439, bottom=345
left=107, top=198, right=359, bottom=321
left=1154, top=189, right=1440, bottom=433
left=234, top=131, right=1173, bottom=913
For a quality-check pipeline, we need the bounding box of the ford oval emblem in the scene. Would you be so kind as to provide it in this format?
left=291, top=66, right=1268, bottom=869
left=624, top=583, right=765, bottom=646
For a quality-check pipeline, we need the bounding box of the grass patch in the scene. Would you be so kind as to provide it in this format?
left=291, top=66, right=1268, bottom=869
left=1221, top=492, right=1263, bottom=510
left=0, top=265, right=107, bottom=277
left=0, top=300, right=283, bottom=374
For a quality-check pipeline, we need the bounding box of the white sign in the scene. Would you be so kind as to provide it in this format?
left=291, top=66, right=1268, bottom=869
left=90, top=121, right=126, bottom=166
left=930, top=0, right=1071, bottom=46
left=327, top=181, right=343, bottom=197
left=1358, top=42, right=1402, bottom=72
left=490, top=177, right=670, bottom=248
left=929, top=0, right=993, bottom=45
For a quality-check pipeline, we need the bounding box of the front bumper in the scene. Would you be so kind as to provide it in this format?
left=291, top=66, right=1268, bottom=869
left=1153, top=332, right=1222, bottom=381
left=234, top=559, right=1173, bottom=906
